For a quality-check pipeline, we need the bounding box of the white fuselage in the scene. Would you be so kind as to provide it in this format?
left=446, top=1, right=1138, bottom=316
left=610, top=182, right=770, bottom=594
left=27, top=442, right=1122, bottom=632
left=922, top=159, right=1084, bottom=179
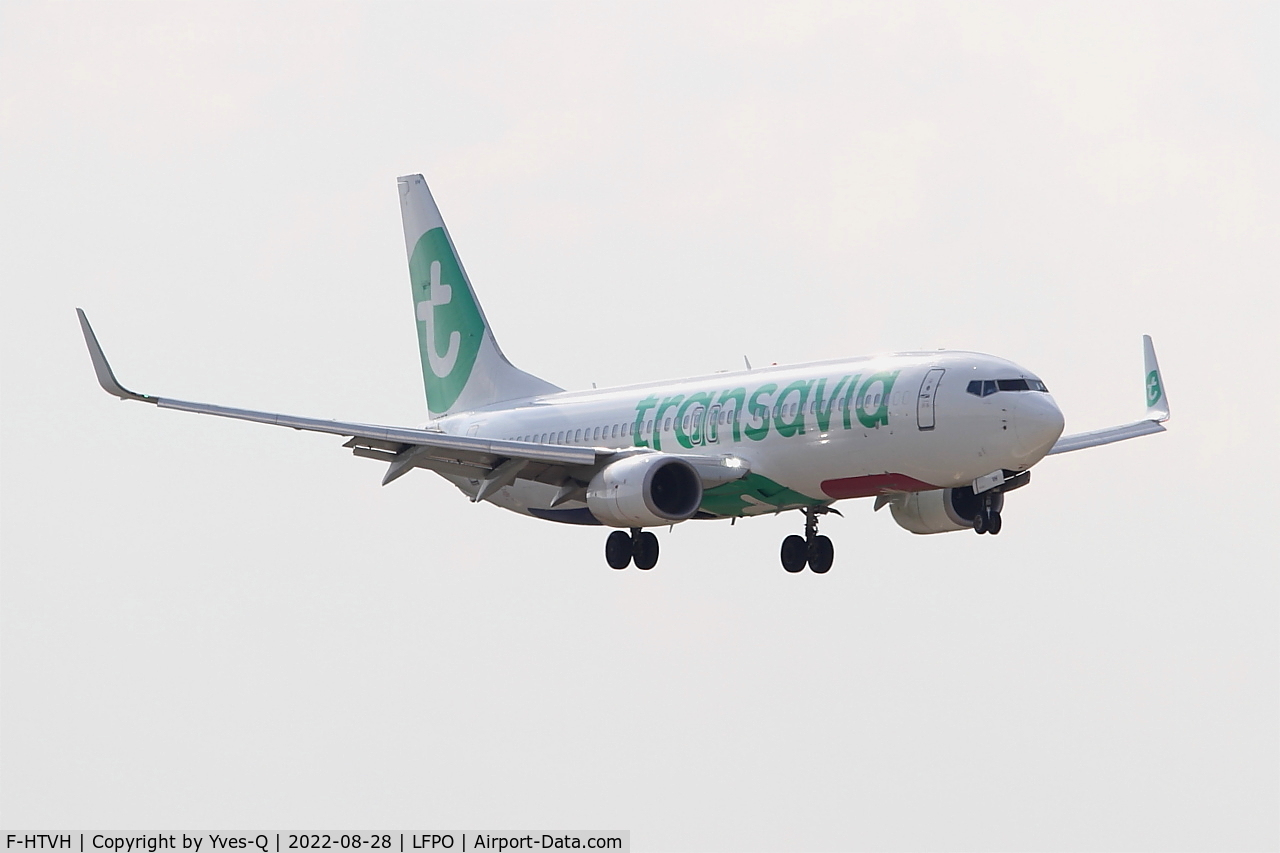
left=430, top=350, right=1066, bottom=524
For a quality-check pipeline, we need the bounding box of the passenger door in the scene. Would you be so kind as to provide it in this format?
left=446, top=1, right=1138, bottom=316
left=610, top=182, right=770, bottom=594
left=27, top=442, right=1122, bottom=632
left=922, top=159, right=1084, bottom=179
left=917, top=368, right=945, bottom=430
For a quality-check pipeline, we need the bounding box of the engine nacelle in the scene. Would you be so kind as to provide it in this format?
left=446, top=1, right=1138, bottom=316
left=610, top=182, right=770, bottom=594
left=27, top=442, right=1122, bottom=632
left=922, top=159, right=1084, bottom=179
left=586, top=454, right=703, bottom=528
left=890, top=486, right=1003, bottom=534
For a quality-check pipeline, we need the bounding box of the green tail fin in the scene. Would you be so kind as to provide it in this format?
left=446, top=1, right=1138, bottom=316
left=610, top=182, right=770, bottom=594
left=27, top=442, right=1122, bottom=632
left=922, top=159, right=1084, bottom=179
left=398, top=175, right=560, bottom=417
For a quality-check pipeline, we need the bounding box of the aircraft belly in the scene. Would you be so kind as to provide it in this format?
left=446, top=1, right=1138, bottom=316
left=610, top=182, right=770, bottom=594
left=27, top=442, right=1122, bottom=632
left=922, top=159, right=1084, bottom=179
left=705, top=420, right=983, bottom=512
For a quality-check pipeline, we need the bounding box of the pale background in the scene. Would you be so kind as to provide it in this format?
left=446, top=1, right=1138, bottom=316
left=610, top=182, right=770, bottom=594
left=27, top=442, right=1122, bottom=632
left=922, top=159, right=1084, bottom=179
left=1, top=2, right=1276, bottom=850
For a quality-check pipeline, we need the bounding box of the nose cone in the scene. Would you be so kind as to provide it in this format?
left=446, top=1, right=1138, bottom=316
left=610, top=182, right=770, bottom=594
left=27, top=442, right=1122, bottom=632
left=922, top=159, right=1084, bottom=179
left=1012, top=392, right=1065, bottom=464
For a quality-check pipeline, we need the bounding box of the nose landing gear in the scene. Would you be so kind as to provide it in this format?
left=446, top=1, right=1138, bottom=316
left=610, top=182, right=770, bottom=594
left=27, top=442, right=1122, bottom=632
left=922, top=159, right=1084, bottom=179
left=605, top=528, right=660, bottom=570
left=780, top=507, right=836, bottom=573
left=972, top=493, right=1003, bottom=535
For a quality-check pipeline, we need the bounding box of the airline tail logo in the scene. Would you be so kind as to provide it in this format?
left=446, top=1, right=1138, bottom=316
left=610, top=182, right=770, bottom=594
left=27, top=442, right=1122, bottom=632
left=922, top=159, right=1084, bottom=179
left=410, top=227, right=483, bottom=413
left=1146, top=370, right=1163, bottom=408
left=417, top=260, right=459, bottom=378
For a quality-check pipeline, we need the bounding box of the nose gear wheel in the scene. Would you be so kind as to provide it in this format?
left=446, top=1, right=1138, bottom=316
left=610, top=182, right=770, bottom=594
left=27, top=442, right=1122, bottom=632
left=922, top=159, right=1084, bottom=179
left=973, top=492, right=1003, bottom=535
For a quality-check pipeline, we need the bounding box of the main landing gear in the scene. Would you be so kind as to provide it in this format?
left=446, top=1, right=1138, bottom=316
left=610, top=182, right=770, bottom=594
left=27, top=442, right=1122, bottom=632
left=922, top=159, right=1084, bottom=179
left=605, top=528, right=660, bottom=570
left=780, top=507, right=836, bottom=574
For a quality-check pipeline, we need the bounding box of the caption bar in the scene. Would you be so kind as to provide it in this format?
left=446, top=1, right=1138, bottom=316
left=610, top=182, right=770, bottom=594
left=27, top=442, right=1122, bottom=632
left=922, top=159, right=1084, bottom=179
left=4, top=835, right=628, bottom=853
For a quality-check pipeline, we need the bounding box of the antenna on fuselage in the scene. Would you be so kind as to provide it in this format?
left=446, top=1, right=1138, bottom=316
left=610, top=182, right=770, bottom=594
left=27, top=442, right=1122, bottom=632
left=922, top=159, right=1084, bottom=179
left=743, top=356, right=752, bottom=370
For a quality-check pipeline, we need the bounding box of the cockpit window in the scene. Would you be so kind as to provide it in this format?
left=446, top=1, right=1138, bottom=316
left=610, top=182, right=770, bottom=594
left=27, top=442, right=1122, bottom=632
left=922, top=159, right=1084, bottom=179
left=968, top=378, right=1050, bottom=396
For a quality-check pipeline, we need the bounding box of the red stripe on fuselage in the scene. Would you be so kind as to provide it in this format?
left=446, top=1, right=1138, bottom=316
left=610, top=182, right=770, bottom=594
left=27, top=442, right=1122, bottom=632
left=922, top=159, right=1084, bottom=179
left=820, top=473, right=939, bottom=499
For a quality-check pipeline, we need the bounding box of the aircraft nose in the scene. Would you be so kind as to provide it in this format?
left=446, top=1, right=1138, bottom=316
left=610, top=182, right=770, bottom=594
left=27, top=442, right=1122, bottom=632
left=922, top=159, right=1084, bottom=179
left=1012, top=392, right=1065, bottom=462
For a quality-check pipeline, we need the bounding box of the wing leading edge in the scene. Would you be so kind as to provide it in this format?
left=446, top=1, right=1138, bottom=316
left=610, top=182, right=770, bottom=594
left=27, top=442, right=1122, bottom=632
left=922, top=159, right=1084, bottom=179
left=1047, top=335, right=1170, bottom=456
left=76, top=310, right=750, bottom=500
left=77, top=309, right=594, bottom=480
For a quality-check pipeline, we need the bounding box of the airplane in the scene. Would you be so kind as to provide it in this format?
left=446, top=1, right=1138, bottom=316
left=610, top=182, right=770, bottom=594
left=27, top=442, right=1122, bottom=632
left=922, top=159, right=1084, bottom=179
left=77, top=173, right=1171, bottom=573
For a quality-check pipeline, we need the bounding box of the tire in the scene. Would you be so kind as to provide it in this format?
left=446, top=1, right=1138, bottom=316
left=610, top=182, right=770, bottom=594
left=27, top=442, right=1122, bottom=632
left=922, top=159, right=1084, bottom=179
left=605, top=530, right=633, bottom=569
left=807, top=535, right=834, bottom=574
left=987, top=510, right=1002, bottom=535
left=973, top=510, right=988, bottom=534
left=633, top=531, right=660, bottom=570
left=780, top=535, right=807, bottom=573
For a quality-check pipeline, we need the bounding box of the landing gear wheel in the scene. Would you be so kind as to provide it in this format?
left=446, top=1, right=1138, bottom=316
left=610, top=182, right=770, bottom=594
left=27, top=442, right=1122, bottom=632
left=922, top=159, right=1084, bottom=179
left=605, top=530, right=633, bottom=569
left=780, top=535, right=807, bottom=573
left=807, top=535, right=834, bottom=574
left=986, top=510, right=1002, bottom=535
left=973, top=511, right=988, bottom=535
left=633, top=531, right=660, bottom=570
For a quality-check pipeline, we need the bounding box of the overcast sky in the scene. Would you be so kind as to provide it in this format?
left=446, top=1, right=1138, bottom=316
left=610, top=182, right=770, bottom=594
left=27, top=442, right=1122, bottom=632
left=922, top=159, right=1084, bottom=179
left=2, top=2, right=1277, bottom=850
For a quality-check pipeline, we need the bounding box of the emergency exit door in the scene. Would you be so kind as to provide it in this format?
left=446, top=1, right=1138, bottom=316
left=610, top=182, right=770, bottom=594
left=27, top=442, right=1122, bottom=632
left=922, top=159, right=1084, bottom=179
left=917, top=368, right=945, bottom=430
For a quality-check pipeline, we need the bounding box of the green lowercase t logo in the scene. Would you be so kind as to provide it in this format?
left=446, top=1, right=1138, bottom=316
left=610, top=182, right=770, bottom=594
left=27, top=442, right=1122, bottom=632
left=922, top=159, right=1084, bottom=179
left=1146, top=370, right=1162, bottom=407
left=410, top=228, right=484, bottom=412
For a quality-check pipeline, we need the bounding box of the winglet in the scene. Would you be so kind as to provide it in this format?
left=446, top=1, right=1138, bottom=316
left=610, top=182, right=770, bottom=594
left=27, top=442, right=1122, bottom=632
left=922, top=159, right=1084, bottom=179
left=1143, top=335, right=1170, bottom=422
left=76, top=309, right=156, bottom=403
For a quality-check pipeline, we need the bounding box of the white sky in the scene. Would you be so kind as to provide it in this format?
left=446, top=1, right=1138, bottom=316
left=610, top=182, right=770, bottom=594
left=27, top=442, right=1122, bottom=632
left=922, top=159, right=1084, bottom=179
left=1, top=2, right=1277, bottom=849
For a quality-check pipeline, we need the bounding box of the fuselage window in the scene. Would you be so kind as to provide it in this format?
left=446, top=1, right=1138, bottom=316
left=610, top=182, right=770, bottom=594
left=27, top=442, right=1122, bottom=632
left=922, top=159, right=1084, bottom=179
left=664, top=418, right=672, bottom=432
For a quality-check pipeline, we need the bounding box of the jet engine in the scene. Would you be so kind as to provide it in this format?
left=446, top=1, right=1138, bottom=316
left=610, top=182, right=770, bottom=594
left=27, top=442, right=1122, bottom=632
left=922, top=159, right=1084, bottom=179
left=586, top=454, right=703, bottom=528
left=889, top=486, right=1002, bottom=534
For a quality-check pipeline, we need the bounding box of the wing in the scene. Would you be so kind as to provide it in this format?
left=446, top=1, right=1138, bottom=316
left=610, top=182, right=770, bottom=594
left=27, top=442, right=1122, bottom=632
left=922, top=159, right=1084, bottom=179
left=77, top=310, right=748, bottom=500
left=1047, top=335, right=1170, bottom=456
